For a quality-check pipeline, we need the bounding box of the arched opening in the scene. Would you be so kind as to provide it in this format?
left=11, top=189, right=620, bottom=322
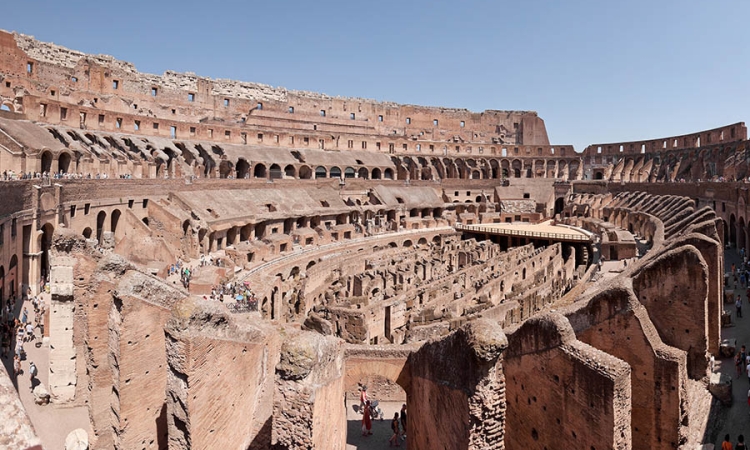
left=96, top=211, right=107, bottom=243
left=315, top=166, right=327, bottom=179
left=344, top=167, right=356, bottom=179
left=372, top=168, right=382, bottom=179
left=236, top=159, right=250, bottom=179
left=111, top=209, right=122, bottom=238
left=358, top=168, right=368, bottom=179
left=183, top=220, right=190, bottom=236
left=7, top=255, right=17, bottom=300
left=254, top=164, right=267, bottom=179
left=384, top=168, right=394, bottom=180
left=403, top=240, right=413, bottom=247
left=41, top=151, right=53, bottom=174
left=270, top=164, right=283, bottom=180
left=41, top=223, right=54, bottom=282
left=330, top=166, right=342, bottom=179
left=554, top=198, right=565, bottom=216
left=299, top=165, right=312, bottom=179
left=594, top=171, right=604, bottom=180
left=219, top=160, right=234, bottom=178
left=58, top=152, right=72, bottom=174
left=284, top=165, right=296, bottom=178
left=82, top=227, right=92, bottom=239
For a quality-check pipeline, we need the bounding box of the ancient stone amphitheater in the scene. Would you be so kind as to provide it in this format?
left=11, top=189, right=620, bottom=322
left=0, top=29, right=745, bottom=449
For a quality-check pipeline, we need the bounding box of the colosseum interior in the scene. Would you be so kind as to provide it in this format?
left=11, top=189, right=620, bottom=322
left=0, top=29, right=747, bottom=450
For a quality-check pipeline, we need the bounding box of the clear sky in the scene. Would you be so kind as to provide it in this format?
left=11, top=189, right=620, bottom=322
left=2, top=0, right=748, bottom=151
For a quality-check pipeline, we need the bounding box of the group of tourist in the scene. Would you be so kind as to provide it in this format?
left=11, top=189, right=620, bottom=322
left=1, top=170, right=136, bottom=181
left=723, top=434, right=747, bottom=449
left=359, top=386, right=407, bottom=446
left=0, top=291, right=44, bottom=392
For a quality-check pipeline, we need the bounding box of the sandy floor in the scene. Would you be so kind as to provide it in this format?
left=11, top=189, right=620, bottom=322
left=346, top=401, right=407, bottom=450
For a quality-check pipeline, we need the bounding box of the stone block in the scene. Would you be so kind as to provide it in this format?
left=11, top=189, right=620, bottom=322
left=708, top=373, right=732, bottom=406
left=721, top=312, right=732, bottom=327
left=720, top=338, right=736, bottom=358
left=65, top=428, right=89, bottom=450
left=33, top=384, right=50, bottom=405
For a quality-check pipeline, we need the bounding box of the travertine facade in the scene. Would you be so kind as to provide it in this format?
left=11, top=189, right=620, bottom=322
left=0, top=30, right=741, bottom=450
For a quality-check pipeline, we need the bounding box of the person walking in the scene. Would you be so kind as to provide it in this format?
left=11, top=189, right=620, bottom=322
left=738, top=435, right=747, bottom=450
left=389, top=412, right=401, bottom=447
left=400, top=403, right=407, bottom=441
left=737, top=352, right=744, bottom=378
left=28, top=361, right=37, bottom=391
left=361, top=400, right=372, bottom=436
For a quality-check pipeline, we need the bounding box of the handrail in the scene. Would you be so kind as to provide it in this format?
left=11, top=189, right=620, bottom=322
left=455, top=223, right=591, bottom=241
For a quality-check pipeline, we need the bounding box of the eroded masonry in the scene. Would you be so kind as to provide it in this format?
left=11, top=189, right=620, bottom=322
left=0, top=29, right=746, bottom=450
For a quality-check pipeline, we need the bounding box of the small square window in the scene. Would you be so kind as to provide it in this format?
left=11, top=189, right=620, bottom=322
left=188, top=93, right=195, bottom=102
left=134, top=120, right=140, bottom=131
left=153, top=122, right=159, bottom=130
left=225, top=130, right=231, bottom=139
left=151, top=87, right=158, bottom=96
left=98, top=114, right=104, bottom=124
left=189, top=127, right=196, bottom=135
left=378, top=115, right=383, bottom=122
left=112, top=80, right=119, bottom=89
left=288, top=106, right=294, bottom=113
left=406, top=117, right=411, bottom=124
left=116, top=118, right=122, bottom=129
left=71, top=76, right=78, bottom=82
left=60, top=107, right=68, bottom=121
left=26, top=62, right=33, bottom=74
left=433, top=119, right=438, bottom=126
left=304, top=137, right=310, bottom=145
left=257, top=102, right=263, bottom=110
left=170, top=126, right=177, bottom=138
left=460, top=121, right=465, bottom=128
left=320, top=110, right=326, bottom=117
left=258, top=133, right=263, bottom=141
left=350, top=113, right=355, bottom=120
left=224, top=98, right=230, bottom=107
left=171, top=109, right=176, bottom=114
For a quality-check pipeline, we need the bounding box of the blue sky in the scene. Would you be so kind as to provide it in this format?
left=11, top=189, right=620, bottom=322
left=2, top=0, right=748, bottom=151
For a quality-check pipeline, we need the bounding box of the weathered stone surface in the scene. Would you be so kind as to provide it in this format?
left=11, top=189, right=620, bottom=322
left=32, top=384, right=50, bottom=405
left=708, top=373, right=733, bottom=406
left=64, top=428, right=89, bottom=450
left=720, top=338, right=736, bottom=358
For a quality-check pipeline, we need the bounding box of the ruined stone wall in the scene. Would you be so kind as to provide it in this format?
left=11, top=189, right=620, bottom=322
left=565, top=285, right=688, bottom=449
left=407, top=320, right=508, bottom=450
left=273, top=332, right=346, bottom=450
left=0, top=364, right=42, bottom=450
left=504, top=315, right=632, bottom=450
left=164, top=299, right=281, bottom=450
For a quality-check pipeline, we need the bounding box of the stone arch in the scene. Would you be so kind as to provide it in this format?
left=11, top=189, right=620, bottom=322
left=299, top=165, right=312, bottom=179
left=111, top=209, right=122, bottom=238
left=58, top=151, right=73, bottom=174
left=41, top=150, right=53, bottom=174
left=284, top=164, right=296, bottom=178
left=330, top=166, right=342, bottom=179
left=96, top=210, right=107, bottom=242
left=344, top=167, right=356, bottom=179
left=82, top=227, right=92, bottom=239
left=372, top=168, right=382, bottom=179
left=384, top=168, right=394, bottom=180
left=269, top=164, right=283, bottom=180
left=357, top=167, right=369, bottom=179
left=254, top=163, right=267, bottom=179
left=236, top=159, right=250, bottom=179
left=315, top=166, right=327, bottom=179
left=219, top=160, right=234, bottom=178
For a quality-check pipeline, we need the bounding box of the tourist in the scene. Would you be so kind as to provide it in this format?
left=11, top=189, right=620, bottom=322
left=400, top=404, right=407, bottom=439
left=738, top=435, right=747, bottom=450
left=25, top=322, right=34, bottom=342
left=21, top=307, right=28, bottom=325
left=737, top=296, right=743, bottom=319
left=28, top=361, right=37, bottom=391
left=361, top=400, right=372, bottom=436
left=724, top=434, right=734, bottom=450
left=13, top=355, right=21, bottom=378
left=389, top=412, right=401, bottom=447
left=359, top=385, right=368, bottom=413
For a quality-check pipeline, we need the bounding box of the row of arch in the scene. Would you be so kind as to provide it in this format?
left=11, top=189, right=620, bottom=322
left=227, top=160, right=396, bottom=180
